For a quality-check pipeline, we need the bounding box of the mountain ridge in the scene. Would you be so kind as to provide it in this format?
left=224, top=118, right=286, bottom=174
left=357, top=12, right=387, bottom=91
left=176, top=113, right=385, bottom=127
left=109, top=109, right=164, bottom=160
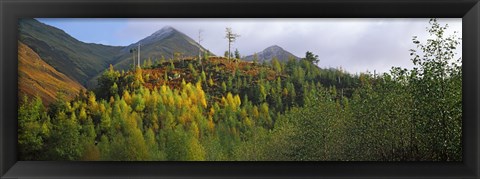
left=19, top=19, right=124, bottom=86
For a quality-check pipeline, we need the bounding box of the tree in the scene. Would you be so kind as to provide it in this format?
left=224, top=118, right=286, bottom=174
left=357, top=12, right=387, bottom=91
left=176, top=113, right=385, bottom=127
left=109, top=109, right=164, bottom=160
left=203, top=50, right=210, bottom=61
left=222, top=81, right=227, bottom=93
left=18, top=95, right=50, bottom=160
left=349, top=75, right=412, bottom=161
left=198, top=29, right=204, bottom=70
left=303, top=51, right=319, bottom=65
left=198, top=29, right=204, bottom=59
left=406, top=18, right=462, bottom=161
left=234, top=48, right=241, bottom=59
left=174, top=52, right=183, bottom=65
left=188, top=63, right=197, bottom=77
left=96, top=65, right=121, bottom=99
left=225, top=27, right=240, bottom=61
left=143, top=58, right=153, bottom=68
left=130, top=48, right=137, bottom=70
left=253, top=53, right=259, bottom=64
left=201, top=70, right=207, bottom=83
left=48, top=111, right=82, bottom=160
left=271, top=57, right=282, bottom=74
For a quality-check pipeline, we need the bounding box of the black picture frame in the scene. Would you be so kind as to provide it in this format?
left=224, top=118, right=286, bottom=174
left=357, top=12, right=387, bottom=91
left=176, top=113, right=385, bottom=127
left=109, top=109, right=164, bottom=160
left=1, top=0, right=479, bottom=178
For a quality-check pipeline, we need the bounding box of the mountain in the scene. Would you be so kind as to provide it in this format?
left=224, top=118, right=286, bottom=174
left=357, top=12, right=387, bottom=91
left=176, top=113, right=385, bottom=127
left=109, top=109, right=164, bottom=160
left=244, top=45, right=300, bottom=62
left=86, top=26, right=212, bottom=88
left=111, top=26, right=212, bottom=71
left=18, top=42, right=86, bottom=105
left=18, top=19, right=124, bottom=86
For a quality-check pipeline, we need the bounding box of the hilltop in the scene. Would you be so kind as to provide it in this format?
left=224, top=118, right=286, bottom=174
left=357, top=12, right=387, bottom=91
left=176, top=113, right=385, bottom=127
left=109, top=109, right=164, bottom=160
left=244, top=45, right=300, bottom=62
left=95, top=56, right=283, bottom=105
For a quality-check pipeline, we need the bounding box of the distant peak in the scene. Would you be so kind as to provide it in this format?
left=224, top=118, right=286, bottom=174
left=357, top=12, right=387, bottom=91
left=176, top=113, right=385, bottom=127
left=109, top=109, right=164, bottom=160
left=161, top=25, right=175, bottom=31
left=152, top=26, right=177, bottom=36
left=265, top=45, right=283, bottom=50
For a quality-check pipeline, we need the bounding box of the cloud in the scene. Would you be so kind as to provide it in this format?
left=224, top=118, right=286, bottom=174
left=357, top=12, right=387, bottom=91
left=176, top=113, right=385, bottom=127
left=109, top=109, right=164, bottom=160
left=43, top=18, right=462, bottom=74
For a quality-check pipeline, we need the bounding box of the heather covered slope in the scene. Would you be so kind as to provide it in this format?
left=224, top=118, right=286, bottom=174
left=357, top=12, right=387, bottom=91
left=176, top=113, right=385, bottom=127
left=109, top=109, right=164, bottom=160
left=18, top=42, right=86, bottom=105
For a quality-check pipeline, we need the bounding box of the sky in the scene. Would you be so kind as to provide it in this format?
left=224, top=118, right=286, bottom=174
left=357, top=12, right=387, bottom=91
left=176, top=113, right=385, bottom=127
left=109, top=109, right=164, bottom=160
left=37, top=18, right=462, bottom=74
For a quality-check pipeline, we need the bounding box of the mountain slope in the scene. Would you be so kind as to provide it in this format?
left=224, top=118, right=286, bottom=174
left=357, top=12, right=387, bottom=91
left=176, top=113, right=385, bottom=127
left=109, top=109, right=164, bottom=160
left=244, top=45, right=300, bottom=62
left=111, top=26, right=212, bottom=71
left=18, top=19, right=124, bottom=85
left=18, top=42, right=86, bottom=105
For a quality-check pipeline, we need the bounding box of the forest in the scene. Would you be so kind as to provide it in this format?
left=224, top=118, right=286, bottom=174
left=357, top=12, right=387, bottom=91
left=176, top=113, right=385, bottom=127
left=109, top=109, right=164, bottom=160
left=18, top=19, right=462, bottom=161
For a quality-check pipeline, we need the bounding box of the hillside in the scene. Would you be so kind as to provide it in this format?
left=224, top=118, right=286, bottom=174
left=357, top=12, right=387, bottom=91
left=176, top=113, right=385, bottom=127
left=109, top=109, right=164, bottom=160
left=18, top=19, right=124, bottom=85
left=146, top=57, right=278, bottom=89
left=18, top=42, right=86, bottom=105
left=95, top=56, right=281, bottom=104
left=244, top=45, right=300, bottom=62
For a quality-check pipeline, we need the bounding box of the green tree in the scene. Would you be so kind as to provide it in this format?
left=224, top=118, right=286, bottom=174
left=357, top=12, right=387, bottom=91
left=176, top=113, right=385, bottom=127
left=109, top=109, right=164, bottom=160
left=271, top=57, right=282, bottom=74
left=97, top=64, right=121, bottom=99
left=303, top=51, right=319, bottom=65
left=48, top=111, right=82, bottom=160
left=234, top=48, right=241, bottom=59
left=18, top=95, right=50, bottom=160
left=253, top=52, right=259, bottom=64
left=407, top=18, right=462, bottom=161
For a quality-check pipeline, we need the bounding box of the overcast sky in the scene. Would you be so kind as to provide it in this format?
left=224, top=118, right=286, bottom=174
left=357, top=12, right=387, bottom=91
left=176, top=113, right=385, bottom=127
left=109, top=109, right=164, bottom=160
left=37, top=18, right=462, bottom=74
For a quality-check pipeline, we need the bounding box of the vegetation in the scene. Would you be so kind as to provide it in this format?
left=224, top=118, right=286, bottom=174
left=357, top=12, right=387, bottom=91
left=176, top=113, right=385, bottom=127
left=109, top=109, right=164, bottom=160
left=18, top=19, right=461, bottom=161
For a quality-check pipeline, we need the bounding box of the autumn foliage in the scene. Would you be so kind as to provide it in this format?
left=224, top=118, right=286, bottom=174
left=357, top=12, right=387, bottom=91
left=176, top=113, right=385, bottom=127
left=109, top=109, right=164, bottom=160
left=19, top=19, right=461, bottom=161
